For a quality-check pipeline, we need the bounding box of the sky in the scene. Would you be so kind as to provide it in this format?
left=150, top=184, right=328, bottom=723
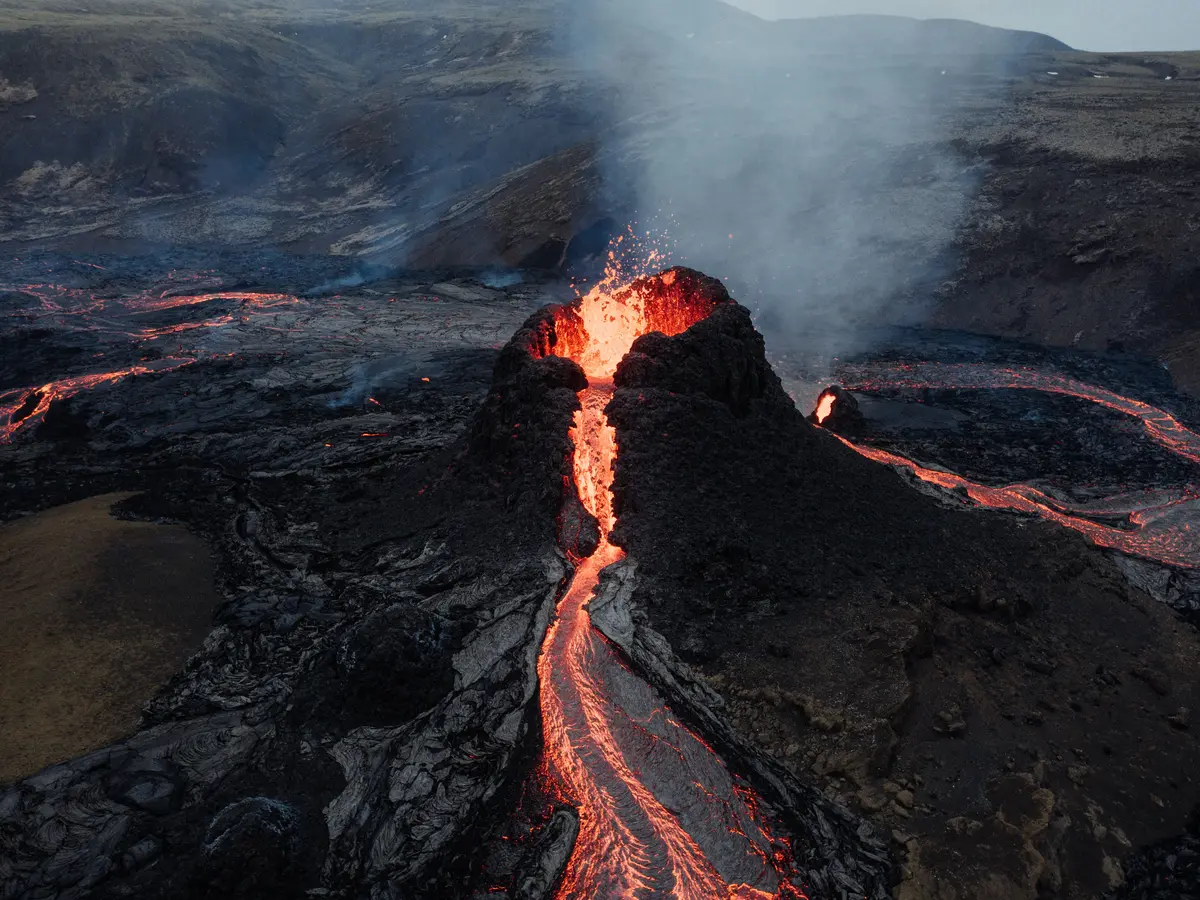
left=723, top=0, right=1200, bottom=51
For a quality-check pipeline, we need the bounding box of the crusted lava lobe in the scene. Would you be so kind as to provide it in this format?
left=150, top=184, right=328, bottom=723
left=605, top=284, right=1200, bottom=899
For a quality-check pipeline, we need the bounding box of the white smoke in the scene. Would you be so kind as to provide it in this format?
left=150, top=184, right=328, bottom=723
left=559, top=0, right=1025, bottom=357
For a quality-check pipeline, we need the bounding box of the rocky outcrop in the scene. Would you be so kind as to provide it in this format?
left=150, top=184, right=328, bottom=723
left=0, top=274, right=586, bottom=899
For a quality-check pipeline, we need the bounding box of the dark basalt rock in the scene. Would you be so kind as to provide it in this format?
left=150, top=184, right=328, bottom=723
left=105, top=758, right=186, bottom=817
left=556, top=488, right=601, bottom=559
left=0, top=284, right=589, bottom=900
left=511, top=809, right=579, bottom=900
left=616, top=303, right=776, bottom=419
left=3, top=261, right=1196, bottom=900
left=1111, top=806, right=1200, bottom=899
left=606, top=296, right=1047, bottom=644
left=291, top=600, right=460, bottom=732
left=198, top=797, right=301, bottom=899
left=605, top=277, right=1200, bottom=900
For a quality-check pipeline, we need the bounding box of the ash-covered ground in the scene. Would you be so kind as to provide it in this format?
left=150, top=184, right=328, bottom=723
left=0, top=256, right=1197, bottom=900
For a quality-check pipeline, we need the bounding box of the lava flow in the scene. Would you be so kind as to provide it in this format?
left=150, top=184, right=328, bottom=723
left=0, top=277, right=309, bottom=443
left=842, top=361, right=1200, bottom=464
left=813, top=394, right=835, bottom=425
left=835, top=436, right=1200, bottom=568
left=536, top=271, right=802, bottom=899
left=815, top=363, right=1200, bottom=568
left=0, top=358, right=196, bottom=443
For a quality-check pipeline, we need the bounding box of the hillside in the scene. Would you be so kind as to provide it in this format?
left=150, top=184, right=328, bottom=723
left=773, top=14, right=1072, bottom=55
left=4, top=2, right=1200, bottom=397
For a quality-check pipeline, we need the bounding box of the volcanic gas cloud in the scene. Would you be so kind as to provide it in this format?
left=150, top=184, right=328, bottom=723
left=531, top=268, right=804, bottom=899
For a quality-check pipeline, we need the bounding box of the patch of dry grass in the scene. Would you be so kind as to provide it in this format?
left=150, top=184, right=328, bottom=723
left=0, top=493, right=220, bottom=784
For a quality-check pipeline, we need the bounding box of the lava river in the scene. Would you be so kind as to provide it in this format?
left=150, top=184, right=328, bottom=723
left=536, top=275, right=802, bottom=899
left=820, top=362, right=1200, bottom=569
left=0, top=277, right=300, bottom=442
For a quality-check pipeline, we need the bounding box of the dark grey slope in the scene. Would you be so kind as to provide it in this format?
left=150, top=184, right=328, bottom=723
left=772, top=13, right=1072, bottom=54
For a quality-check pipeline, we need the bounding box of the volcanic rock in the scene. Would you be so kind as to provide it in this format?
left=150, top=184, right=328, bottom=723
left=809, top=385, right=868, bottom=436
left=511, top=809, right=579, bottom=900
left=199, top=797, right=302, bottom=899
left=0, top=274, right=588, bottom=900
left=1, top=257, right=1198, bottom=900
left=1112, top=807, right=1200, bottom=899
left=605, top=282, right=1200, bottom=900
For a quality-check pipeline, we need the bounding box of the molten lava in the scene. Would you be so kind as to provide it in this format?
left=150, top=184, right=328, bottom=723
left=814, top=393, right=835, bottom=425
left=0, top=278, right=304, bottom=444
left=835, top=436, right=1200, bottom=568
left=842, top=362, right=1200, bottom=465
left=826, top=362, right=1200, bottom=569
left=0, top=359, right=197, bottom=443
left=536, top=273, right=802, bottom=899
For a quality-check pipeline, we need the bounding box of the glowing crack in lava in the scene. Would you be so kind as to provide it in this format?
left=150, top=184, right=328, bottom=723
left=818, top=362, right=1200, bottom=568
left=0, top=358, right=196, bottom=443
left=536, top=272, right=803, bottom=899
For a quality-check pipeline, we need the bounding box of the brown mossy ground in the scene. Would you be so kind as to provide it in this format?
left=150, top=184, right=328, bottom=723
left=0, top=493, right=219, bottom=784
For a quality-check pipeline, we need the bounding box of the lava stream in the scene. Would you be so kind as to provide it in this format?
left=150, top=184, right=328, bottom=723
left=0, top=358, right=196, bottom=443
left=826, top=362, right=1200, bottom=568
left=843, top=361, right=1200, bottom=464
left=836, top=437, right=1200, bottom=568
left=537, top=275, right=801, bottom=899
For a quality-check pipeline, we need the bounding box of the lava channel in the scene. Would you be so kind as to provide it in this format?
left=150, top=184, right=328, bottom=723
left=0, top=358, right=197, bottom=443
left=536, top=271, right=803, bottom=899
left=842, top=361, right=1200, bottom=464
left=818, top=362, right=1200, bottom=568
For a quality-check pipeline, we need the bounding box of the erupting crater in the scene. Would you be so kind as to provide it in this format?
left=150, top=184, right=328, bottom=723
left=530, top=268, right=803, bottom=899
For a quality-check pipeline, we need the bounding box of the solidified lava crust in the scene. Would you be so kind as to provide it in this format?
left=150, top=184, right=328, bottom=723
left=490, top=268, right=892, bottom=900
left=5, top=260, right=1196, bottom=900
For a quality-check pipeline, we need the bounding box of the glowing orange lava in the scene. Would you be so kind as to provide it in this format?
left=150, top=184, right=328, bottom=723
left=0, top=358, right=197, bottom=443
left=537, top=273, right=802, bottom=899
left=836, top=436, right=1200, bottom=568
left=830, top=362, right=1200, bottom=569
left=843, top=362, right=1200, bottom=464
left=0, top=280, right=310, bottom=444
left=814, top=393, right=835, bottom=425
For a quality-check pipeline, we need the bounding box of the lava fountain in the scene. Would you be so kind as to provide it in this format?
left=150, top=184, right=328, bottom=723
left=535, top=270, right=803, bottom=899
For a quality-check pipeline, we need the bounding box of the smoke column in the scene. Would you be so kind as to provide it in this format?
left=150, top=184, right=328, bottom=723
left=559, top=0, right=1018, bottom=357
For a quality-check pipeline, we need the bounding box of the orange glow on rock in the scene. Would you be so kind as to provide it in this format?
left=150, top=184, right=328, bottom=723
left=814, top=393, right=835, bottom=424
left=537, top=265, right=802, bottom=899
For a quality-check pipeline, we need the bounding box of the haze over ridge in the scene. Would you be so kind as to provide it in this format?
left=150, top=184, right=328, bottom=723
left=723, top=0, right=1200, bottom=52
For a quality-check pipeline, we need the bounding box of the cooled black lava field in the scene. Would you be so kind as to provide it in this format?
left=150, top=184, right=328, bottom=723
left=0, top=252, right=1197, bottom=900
